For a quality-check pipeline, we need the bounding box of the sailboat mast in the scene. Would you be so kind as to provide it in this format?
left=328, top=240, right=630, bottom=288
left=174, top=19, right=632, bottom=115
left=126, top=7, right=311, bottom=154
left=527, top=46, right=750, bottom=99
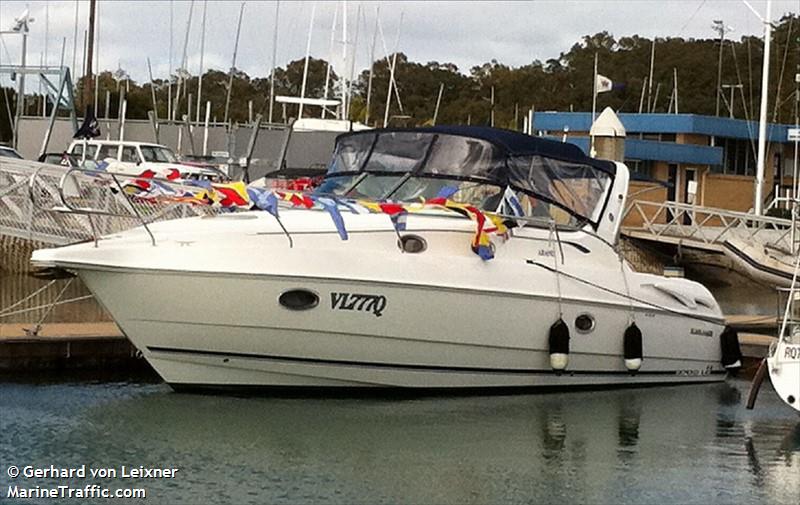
left=224, top=1, right=246, bottom=125
left=346, top=4, right=361, bottom=120
left=646, top=39, right=655, bottom=112
left=168, top=0, right=173, bottom=121
left=341, top=1, right=348, bottom=119
left=196, top=0, right=207, bottom=125
left=432, top=82, right=444, bottom=125
left=673, top=67, right=679, bottom=114
left=83, top=0, right=96, bottom=113
left=174, top=0, right=195, bottom=122
left=269, top=1, right=280, bottom=124
left=147, top=57, right=158, bottom=123
left=754, top=0, right=772, bottom=216
left=382, top=12, right=404, bottom=128
left=44, top=2, right=49, bottom=68
left=364, top=8, right=379, bottom=125
left=346, top=4, right=366, bottom=118
left=298, top=3, right=317, bottom=120
left=93, top=2, right=100, bottom=113
left=321, top=4, right=339, bottom=118
left=72, top=1, right=79, bottom=81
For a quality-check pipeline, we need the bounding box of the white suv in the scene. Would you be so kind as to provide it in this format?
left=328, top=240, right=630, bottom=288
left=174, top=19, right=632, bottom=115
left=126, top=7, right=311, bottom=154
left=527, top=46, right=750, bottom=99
left=67, top=140, right=227, bottom=181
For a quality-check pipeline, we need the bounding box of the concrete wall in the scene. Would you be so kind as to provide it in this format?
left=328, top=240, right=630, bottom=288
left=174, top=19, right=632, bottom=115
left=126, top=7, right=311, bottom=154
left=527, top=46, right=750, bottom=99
left=15, top=117, right=339, bottom=179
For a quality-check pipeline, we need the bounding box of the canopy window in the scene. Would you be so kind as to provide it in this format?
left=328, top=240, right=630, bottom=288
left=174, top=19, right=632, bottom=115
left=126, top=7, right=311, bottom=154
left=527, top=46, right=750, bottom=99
left=319, top=126, right=617, bottom=228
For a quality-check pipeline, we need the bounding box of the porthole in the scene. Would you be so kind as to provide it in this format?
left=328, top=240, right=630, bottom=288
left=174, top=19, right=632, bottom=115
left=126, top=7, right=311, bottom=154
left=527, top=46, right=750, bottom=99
left=279, top=289, right=319, bottom=311
left=575, top=313, right=596, bottom=333
left=788, top=395, right=796, bottom=405
left=397, top=234, right=427, bottom=254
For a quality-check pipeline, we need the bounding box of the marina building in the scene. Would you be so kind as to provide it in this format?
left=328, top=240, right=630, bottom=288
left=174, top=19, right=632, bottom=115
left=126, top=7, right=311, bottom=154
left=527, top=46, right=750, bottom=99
left=533, top=112, right=797, bottom=225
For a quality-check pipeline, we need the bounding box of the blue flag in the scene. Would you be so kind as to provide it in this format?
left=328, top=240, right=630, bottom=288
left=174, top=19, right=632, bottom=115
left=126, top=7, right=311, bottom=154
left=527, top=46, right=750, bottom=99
left=436, top=185, right=459, bottom=199
left=503, top=187, right=525, bottom=217
left=185, top=179, right=213, bottom=190
left=475, top=244, right=494, bottom=261
left=247, top=187, right=279, bottom=217
left=390, top=211, right=408, bottom=232
left=316, top=197, right=348, bottom=240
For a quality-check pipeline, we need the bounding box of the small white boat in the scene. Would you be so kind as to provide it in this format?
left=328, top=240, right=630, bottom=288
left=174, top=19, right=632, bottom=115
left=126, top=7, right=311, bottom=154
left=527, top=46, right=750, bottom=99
left=31, top=126, right=736, bottom=392
left=766, top=260, right=800, bottom=412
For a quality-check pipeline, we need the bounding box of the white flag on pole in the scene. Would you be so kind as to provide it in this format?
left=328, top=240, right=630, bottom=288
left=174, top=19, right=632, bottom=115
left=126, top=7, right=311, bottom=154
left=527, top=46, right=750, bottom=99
left=595, top=74, right=613, bottom=94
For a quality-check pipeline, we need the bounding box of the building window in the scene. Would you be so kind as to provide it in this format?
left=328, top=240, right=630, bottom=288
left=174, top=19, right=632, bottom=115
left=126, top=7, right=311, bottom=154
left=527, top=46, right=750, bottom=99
left=718, top=137, right=756, bottom=176
left=625, top=159, right=654, bottom=177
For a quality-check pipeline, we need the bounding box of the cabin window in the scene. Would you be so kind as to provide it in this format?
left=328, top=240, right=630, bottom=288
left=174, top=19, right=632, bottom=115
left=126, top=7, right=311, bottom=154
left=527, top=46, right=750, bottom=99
left=422, top=135, right=502, bottom=180
left=362, top=132, right=434, bottom=173
left=327, top=133, right=375, bottom=174
left=508, top=155, right=612, bottom=225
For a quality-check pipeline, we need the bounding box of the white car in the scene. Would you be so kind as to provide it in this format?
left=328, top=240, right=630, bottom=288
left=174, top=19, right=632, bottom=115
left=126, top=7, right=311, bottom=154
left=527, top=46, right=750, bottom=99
left=66, top=140, right=227, bottom=181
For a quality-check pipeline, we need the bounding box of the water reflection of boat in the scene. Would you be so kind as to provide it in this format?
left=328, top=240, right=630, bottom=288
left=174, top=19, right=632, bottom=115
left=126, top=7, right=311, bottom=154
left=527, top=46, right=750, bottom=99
left=64, top=382, right=796, bottom=503
left=32, top=127, right=733, bottom=391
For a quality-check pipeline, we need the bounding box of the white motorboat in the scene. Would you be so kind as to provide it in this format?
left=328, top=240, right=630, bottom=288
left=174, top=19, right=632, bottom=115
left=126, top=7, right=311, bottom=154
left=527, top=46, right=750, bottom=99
left=31, top=126, right=739, bottom=392
left=765, top=257, right=800, bottom=412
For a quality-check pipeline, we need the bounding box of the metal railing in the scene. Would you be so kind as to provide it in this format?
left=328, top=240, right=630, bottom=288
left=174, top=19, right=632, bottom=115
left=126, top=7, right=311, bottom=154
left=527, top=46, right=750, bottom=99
left=622, top=199, right=800, bottom=254
left=1, top=158, right=220, bottom=246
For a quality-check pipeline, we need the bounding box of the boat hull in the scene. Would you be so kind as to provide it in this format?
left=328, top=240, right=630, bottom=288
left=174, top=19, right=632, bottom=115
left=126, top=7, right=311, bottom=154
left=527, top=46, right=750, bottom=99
left=77, top=267, right=727, bottom=390
left=768, top=343, right=800, bottom=412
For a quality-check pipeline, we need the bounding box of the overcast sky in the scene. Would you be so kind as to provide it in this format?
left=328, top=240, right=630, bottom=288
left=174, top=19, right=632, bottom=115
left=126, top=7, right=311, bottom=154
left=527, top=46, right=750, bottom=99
left=0, top=0, right=797, bottom=87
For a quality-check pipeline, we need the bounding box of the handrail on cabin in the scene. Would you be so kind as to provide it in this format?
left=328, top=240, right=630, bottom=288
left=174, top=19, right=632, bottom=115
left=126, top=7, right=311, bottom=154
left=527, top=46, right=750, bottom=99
left=28, top=165, right=157, bottom=247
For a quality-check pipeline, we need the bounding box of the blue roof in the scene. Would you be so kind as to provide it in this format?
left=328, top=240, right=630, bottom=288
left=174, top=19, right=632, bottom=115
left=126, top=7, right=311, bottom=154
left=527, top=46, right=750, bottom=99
left=534, top=112, right=792, bottom=143
left=550, top=136, right=723, bottom=166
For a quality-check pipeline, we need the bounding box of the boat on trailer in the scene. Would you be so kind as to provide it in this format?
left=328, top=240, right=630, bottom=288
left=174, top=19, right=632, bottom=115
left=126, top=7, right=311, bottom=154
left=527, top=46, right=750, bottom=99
left=31, top=126, right=739, bottom=392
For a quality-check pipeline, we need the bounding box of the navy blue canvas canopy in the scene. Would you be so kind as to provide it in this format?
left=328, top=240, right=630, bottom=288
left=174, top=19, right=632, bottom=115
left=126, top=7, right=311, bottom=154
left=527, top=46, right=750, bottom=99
left=335, top=125, right=617, bottom=175
left=325, top=126, right=616, bottom=226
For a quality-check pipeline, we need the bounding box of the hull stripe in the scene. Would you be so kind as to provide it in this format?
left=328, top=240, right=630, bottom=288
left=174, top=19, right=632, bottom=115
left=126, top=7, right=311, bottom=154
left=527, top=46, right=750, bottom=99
left=147, top=345, right=726, bottom=377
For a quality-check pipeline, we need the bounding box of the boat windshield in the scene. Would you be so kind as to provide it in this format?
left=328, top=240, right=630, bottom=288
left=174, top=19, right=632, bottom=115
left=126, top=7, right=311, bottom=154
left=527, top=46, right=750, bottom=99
left=315, top=131, right=613, bottom=227
left=140, top=145, right=178, bottom=163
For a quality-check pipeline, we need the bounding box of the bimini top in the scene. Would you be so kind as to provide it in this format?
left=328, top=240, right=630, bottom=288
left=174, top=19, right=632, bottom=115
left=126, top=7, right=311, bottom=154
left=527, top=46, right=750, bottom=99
left=321, top=126, right=617, bottom=227
left=335, top=125, right=617, bottom=174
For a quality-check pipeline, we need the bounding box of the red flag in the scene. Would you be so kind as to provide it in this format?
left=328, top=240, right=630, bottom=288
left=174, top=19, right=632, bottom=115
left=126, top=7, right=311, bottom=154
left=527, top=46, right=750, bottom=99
left=378, top=203, right=405, bottom=215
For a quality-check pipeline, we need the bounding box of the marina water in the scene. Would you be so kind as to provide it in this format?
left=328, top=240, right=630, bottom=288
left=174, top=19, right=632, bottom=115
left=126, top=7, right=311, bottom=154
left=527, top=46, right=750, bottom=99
left=1, top=377, right=798, bottom=504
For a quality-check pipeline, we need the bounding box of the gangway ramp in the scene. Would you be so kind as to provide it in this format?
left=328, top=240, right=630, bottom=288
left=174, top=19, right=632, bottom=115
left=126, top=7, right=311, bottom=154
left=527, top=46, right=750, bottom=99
left=622, top=200, right=800, bottom=287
